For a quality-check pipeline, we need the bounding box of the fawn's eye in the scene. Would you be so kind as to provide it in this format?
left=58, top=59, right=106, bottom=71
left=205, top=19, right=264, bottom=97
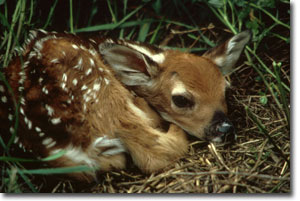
left=172, top=95, right=194, bottom=108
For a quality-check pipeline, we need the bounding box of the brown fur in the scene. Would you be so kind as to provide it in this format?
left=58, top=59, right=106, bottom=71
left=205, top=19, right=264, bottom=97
left=0, top=30, right=188, bottom=182
left=130, top=51, right=227, bottom=139
left=0, top=30, right=250, bottom=182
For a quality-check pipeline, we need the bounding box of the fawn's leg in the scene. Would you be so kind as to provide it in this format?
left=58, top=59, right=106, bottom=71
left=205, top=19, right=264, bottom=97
left=116, top=123, right=188, bottom=173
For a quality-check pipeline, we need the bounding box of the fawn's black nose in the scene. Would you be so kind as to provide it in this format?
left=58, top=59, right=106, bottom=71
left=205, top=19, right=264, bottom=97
left=206, top=111, right=236, bottom=143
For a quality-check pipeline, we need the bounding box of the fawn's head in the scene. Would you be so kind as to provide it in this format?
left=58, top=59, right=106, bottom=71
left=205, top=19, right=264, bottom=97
left=99, top=31, right=251, bottom=143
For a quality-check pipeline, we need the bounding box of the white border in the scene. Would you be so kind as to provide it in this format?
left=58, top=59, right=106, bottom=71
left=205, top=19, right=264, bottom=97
left=1, top=1, right=296, bottom=200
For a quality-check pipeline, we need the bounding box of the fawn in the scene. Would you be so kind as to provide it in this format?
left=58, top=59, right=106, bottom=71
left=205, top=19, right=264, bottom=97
left=0, top=30, right=250, bottom=182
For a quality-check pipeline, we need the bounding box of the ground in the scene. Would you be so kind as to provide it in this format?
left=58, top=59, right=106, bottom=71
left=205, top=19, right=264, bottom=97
left=0, top=0, right=290, bottom=193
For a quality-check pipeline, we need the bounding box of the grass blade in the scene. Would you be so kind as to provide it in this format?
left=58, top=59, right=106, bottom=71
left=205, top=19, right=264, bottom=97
left=17, top=168, right=38, bottom=192
left=0, top=150, right=66, bottom=163
left=75, top=19, right=156, bottom=33
left=3, top=0, right=21, bottom=66
left=164, top=46, right=207, bottom=52
left=106, top=0, right=117, bottom=23
left=137, top=22, right=151, bottom=42
left=69, top=0, right=74, bottom=33
left=245, top=106, right=289, bottom=164
left=40, top=150, right=66, bottom=162
left=273, top=61, right=290, bottom=126
left=43, top=0, right=59, bottom=29
left=18, top=165, right=93, bottom=175
left=149, top=20, right=162, bottom=44
left=0, top=156, right=37, bottom=163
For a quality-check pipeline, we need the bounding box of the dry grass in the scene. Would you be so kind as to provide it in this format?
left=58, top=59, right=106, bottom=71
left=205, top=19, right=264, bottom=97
left=28, top=34, right=290, bottom=193
left=1, top=0, right=290, bottom=193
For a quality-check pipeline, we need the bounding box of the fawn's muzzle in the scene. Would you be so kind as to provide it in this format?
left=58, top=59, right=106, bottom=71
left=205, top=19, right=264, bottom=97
left=206, top=111, right=236, bottom=143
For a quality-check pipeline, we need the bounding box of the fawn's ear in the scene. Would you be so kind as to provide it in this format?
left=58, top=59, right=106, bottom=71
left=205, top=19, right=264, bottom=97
left=99, top=42, right=162, bottom=86
left=203, top=30, right=251, bottom=75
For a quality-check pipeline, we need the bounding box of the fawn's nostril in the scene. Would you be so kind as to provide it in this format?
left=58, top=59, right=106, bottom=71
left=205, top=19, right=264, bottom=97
left=206, top=112, right=236, bottom=143
left=217, top=121, right=233, bottom=134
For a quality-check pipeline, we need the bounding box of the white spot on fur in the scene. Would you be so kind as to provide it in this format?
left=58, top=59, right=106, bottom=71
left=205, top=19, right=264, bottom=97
left=85, top=96, right=91, bottom=103
left=0, top=85, right=4, bottom=93
left=80, top=44, right=87, bottom=50
left=9, top=127, right=15, bottom=134
left=93, top=83, right=101, bottom=91
left=61, top=82, right=66, bottom=91
left=51, top=58, right=59, bottom=64
left=23, top=61, right=30, bottom=68
left=20, top=97, right=25, bottom=105
left=89, top=58, right=95, bottom=67
left=35, top=127, right=41, bottom=132
left=74, top=58, right=83, bottom=69
left=171, top=81, right=187, bottom=95
left=1, top=96, right=7, bottom=103
left=42, top=86, right=49, bottom=95
left=27, top=119, right=32, bottom=130
left=29, top=30, right=37, bottom=39
left=20, top=107, right=25, bottom=115
left=81, top=85, right=88, bottom=91
left=72, top=79, right=78, bottom=86
left=45, top=104, right=54, bottom=116
left=92, top=93, right=97, bottom=99
left=86, top=89, right=92, bottom=95
left=8, top=114, right=13, bottom=121
left=51, top=117, right=61, bottom=125
left=14, top=136, right=19, bottom=144
left=105, top=39, right=114, bottom=43
left=18, top=86, right=24, bottom=92
left=42, top=138, right=53, bottom=146
left=34, top=41, right=43, bottom=51
left=46, top=140, right=57, bottom=148
left=89, top=38, right=96, bottom=44
left=38, top=77, right=43, bottom=84
left=104, top=78, right=110, bottom=85
left=24, top=116, right=29, bottom=124
left=28, top=51, right=37, bottom=59
left=39, top=132, right=45, bottom=137
left=18, top=76, right=26, bottom=85
left=38, top=29, right=48, bottom=34
left=62, top=73, right=67, bottom=82
left=72, top=44, right=79, bottom=50
left=86, top=68, right=92, bottom=76
left=89, top=49, right=97, bottom=56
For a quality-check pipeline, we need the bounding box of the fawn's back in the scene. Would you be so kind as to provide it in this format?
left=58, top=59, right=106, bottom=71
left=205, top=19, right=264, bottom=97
left=0, top=29, right=250, bottom=182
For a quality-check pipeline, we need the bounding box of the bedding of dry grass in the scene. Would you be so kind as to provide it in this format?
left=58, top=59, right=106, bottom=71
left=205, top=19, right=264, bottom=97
left=1, top=0, right=290, bottom=193
left=33, top=29, right=290, bottom=194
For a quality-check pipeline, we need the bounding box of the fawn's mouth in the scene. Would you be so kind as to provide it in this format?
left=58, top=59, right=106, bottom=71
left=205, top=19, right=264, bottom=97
left=204, top=121, right=236, bottom=144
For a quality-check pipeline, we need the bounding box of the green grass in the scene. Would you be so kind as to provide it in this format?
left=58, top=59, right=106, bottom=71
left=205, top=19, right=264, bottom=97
left=0, top=0, right=290, bottom=193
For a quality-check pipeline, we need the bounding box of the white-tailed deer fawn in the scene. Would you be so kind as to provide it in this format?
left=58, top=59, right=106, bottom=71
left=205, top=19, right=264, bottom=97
left=0, top=29, right=250, bottom=182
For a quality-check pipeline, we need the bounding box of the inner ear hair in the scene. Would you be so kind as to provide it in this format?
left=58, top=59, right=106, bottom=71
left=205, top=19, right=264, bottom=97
left=98, top=42, right=160, bottom=86
left=203, top=30, right=251, bottom=75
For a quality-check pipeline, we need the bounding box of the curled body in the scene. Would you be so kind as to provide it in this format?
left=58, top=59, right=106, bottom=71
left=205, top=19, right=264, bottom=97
left=0, top=30, right=250, bottom=182
left=0, top=31, right=188, bottom=182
